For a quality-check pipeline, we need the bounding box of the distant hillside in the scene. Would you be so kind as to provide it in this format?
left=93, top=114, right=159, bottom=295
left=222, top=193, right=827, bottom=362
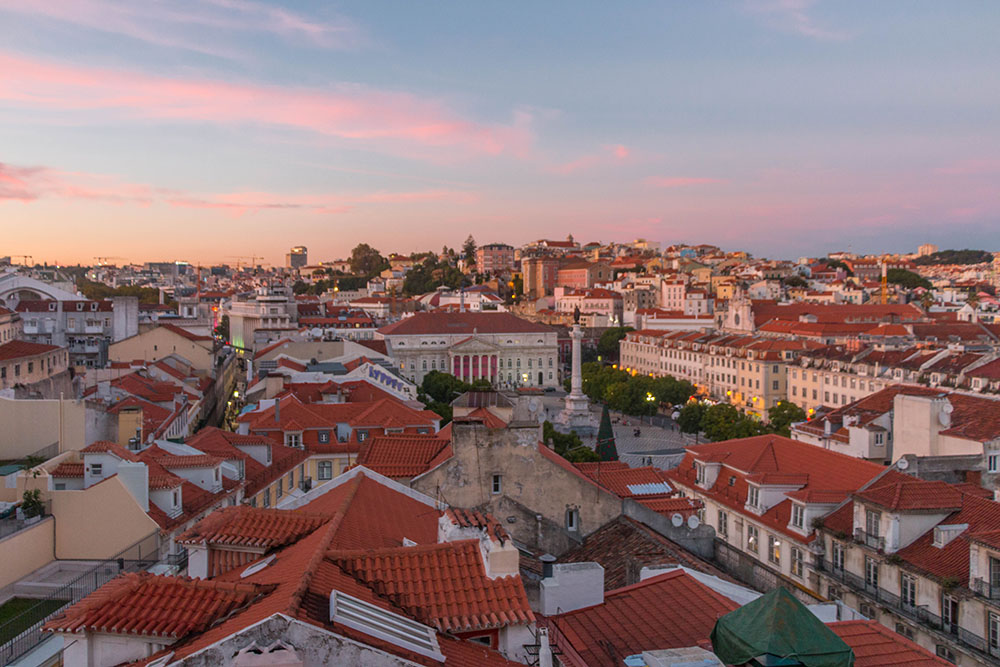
left=913, top=249, right=994, bottom=266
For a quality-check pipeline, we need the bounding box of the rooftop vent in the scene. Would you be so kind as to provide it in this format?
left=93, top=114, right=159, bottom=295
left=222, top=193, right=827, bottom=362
left=329, top=590, right=444, bottom=662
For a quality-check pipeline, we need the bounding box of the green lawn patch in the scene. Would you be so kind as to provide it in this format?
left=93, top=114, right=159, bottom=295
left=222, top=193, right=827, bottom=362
left=0, top=597, right=68, bottom=645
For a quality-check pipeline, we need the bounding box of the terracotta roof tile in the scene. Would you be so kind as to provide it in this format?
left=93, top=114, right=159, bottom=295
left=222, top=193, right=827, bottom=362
left=328, top=539, right=534, bottom=632
left=378, top=311, right=553, bottom=336
left=44, top=572, right=269, bottom=638
left=49, top=462, right=84, bottom=478
left=855, top=471, right=964, bottom=512
left=356, top=434, right=452, bottom=478
left=545, top=570, right=737, bottom=667
left=574, top=464, right=675, bottom=499
left=177, top=506, right=329, bottom=549
left=0, top=340, right=62, bottom=361
left=558, top=516, right=728, bottom=590
left=828, top=620, right=951, bottom=666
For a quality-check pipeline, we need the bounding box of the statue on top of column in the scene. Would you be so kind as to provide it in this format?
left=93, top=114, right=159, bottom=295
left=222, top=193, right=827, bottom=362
left=573, top=305, right=581, bottom=324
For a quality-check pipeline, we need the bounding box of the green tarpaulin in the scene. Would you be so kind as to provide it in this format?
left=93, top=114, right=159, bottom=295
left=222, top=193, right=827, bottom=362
left=710, top=588, right=854, bottom=667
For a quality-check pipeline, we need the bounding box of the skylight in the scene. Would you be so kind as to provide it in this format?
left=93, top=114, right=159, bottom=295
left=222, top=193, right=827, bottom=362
left=626, top=482, right=672, bottom=496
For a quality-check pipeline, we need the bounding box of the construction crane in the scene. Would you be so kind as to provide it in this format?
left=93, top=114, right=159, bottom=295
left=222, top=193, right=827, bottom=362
left=880, top=262, right=888, bottom=305
left=227, top=255, right=264, bottom=270
left=12, top=255, right=33, bottom=266
left=93, top=256, right=126, bottom=266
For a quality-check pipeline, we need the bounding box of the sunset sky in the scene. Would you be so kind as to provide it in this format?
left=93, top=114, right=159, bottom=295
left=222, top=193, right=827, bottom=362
left=1, top=1, right=998, bottom=265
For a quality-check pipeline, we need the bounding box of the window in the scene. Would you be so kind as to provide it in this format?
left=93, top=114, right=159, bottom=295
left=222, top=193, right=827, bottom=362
left=91, top=463, right=103, bottom=477
left=864, top=556, right=879, bottom=588
left=768, top=535, right=782, bottom=565
left=874, top=432, right=884, bottom=445
left=791, top=504, right=804, bottom=529
left=318, top=461, right=333, bottom=480
left=865, top=509, right=880, bottom=538
left=791, top=547, right=804, bottom=577
left=276, top=478, right=283, bottom=498
left=746, top=525, right=759, bottom=553
left=941, top=594, right=959, bottom=634
left=357, top=430, right=368, bottom=442
left=895, top=623, right=914, bottom=640
left=989, top=612, right=1000, bottom=651
left=900, top=572, right=917, bottom=607
left=935, top=645, right=956, bottom=664
left=491, top=474, right=502, bottom=495
left=827, top=585, right=841, bottom=602
left=695, top=464, right=706, bottom=485
left=286, top=433, right=301, bottom=448
left=772, top=380, right=779, bottom=390
left=717, top=510, right=728, bottom=538
left=262, top=489, right=270, bottom=507
left=27, top=362, right=33, bottom=373
left=318, top=430, right=330, bottom=444
left=747, top=485, right=760, bottom=509
left=989, top=453, right=999, bottom=473
left=566, top=508, right=579, bottom=532
left=990, top=555, right=1000, bottom=588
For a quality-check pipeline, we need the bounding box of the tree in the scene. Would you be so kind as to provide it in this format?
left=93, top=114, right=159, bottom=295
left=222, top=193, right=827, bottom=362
left=349, top=243, right=387, bottom=277
left=824, top=259, right=853, bottom=276
left=918, top=291, right=935, bottom=310
left=886, top=268, right=931, bottom=290
left=420, top=370, right=470, bottom=404
left=21, top=488, right=44, bottom=518
left=783, top=274, right=808, bottom=288
left=767, top=400, right=807, bottom=437
left=564, top=446, right=600, bottom=463
left=595, top=405, right=618, bottom=461
left=677, top=402, right=706, bottom=434
left=462, top=235, right=477, bottom=266
left=598, top=327, right=634, bottom=361
left=214, top=314, right=230, bottom=341
left=403, top=257, right=466, bottom=295
left=701, top=404, right=743, bottom=441
left=913, top=249, right=993, bottom=266
left=425, top=401, right=453, bottom=425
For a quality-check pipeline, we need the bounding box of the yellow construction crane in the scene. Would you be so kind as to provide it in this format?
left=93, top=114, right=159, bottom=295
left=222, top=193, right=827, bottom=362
left=227, top=255, right=264, bottom=270
left=880, top=262, right=888, bottom=305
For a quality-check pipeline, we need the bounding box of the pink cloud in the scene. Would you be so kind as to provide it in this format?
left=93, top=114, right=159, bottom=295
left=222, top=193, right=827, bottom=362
left=743, top=0, right=850, bottom=41
left=0, top=0, right=367, bottom=56
left=0, top=159, right=474, bottom=216
left=934, top=159, right=1000, bottom=176
left=643, top=176, right=725, bottom=188
left=0, top=52, right=532, bottom=159
left=550, top=144, right=631, bottom=174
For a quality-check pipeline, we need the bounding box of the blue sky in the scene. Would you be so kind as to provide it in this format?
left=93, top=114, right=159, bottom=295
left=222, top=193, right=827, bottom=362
left=0, top=1, right=998, bottom=264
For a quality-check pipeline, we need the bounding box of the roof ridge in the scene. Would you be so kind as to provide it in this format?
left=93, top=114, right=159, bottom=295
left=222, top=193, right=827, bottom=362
left=284, top=474, right=364, bottom=616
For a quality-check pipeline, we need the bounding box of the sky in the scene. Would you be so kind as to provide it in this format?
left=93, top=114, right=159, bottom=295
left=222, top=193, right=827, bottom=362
left=1, top=0, right=998, bottom=266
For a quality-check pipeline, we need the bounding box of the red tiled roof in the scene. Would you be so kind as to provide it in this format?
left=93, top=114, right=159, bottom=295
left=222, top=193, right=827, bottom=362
left=0, top=340, right=61, bottom=361
left=177, top=506, right=328, bottom=549
left=574, top=464, right=675, bottom=499
left=895, top=490, right=1000, bottom=581
left=378, top=312, right=553, bottom=336
left=937, top=393, right=1000, bottom=442
left=828, top=620, right=951, bottom=666
left=139, top=444, right=223, bottom=470
left=545, top=570, right=738, bottom=667
left=328, top=539, right=534, bottom=632
left=159, top=323, right=213, bottom=342
left=81, top=440, right=139, bottom=461
left=356, top=434, right=451, bottom=478
left=667, top=435, right=884, bottom=543
left=50, top=462, right=84, bottom=478
left=557, top=516, right=728, bottom=589
left=445, top=508, right=510, bottom=544
left=44, top=572, right=269, bottom=638
left=855, top=470, right=963, bottom=512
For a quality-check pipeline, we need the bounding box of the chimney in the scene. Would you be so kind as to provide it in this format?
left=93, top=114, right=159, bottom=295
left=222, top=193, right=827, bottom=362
left=540, top=562, right=604, bottom=615
left=274, top=397, right=281, bottom=424
left=117, top=461, right=149, bottom=512
left=538, top=627, right=553, bottom=667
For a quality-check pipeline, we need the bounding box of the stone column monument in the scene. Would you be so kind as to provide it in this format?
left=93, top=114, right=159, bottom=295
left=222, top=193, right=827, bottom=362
left=557, top=307, right=597, bottom=432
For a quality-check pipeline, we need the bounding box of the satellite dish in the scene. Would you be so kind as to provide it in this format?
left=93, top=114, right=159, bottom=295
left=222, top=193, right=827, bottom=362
left=896, top=458, right=910, bottom=471
left=939, top=406, right=952, bottom=428
left=671, top=513, right=684, bottom=527
left=687, top=515, right=701, bottom=530
left=942, top=402, right=954, bottom=414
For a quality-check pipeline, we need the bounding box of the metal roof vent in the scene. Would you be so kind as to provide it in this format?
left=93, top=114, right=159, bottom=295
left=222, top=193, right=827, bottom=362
left=329, top=590, right=444, bottom=662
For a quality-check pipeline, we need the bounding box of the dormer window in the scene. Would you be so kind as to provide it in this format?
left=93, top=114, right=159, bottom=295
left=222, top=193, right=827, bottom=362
left=791, top=503, right=805, bottom=529
left=747, top=485, right=760, bottom=509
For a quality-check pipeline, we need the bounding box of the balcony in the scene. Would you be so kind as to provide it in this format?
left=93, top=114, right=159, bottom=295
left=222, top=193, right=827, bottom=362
left=854, top=528, right=885, bottom=551
left=819, top=559, right=999, bottom=660
left=971, top=577, right=1000, bottom=600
